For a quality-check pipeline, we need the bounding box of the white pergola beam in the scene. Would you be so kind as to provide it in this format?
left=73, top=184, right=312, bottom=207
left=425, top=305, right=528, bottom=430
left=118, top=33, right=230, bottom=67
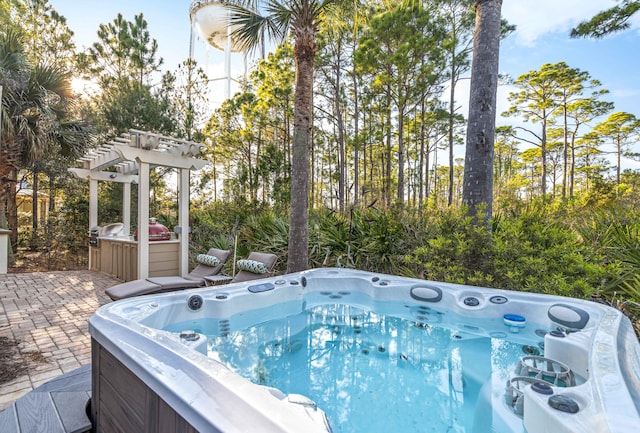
left=85, top=149, right=123, bottom=172
left=114, top=146, right=208, bottom=171
left=69, top=168, right=138, bottom=184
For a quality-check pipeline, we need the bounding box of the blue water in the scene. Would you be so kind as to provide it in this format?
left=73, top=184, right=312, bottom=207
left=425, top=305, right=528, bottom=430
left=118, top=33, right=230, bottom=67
left=165, top=303, right=533, bottom=433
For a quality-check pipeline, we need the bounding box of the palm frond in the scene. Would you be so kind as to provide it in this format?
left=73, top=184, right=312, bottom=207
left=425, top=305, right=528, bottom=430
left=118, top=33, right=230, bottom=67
left=54, top=120, right=92, bottom=159
left=228, top=1, right=289, bottom=55
left=228, top=0, right=340, bottom=55
left=31, top=65, right=73, bottom=100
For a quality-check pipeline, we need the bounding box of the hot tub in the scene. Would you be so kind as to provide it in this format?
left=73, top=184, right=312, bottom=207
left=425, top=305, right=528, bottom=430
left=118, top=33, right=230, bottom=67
left=89, top=268, right=640, bottom=433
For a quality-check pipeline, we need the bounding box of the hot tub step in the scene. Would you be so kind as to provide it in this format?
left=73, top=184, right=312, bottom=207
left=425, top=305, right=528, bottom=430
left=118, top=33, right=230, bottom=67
left=0, top=365, right=92, bottom=433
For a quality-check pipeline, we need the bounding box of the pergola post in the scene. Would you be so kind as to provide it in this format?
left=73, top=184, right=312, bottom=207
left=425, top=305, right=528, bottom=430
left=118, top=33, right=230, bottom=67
left=89, top=179, right=98, bottom=230
left=123, top=182, right=131, bottom=237
left=88, top=178, right=98, bottom=270
left=137, top=161, right=150, bottom=279
left=178, top=168, right=190, bottom=276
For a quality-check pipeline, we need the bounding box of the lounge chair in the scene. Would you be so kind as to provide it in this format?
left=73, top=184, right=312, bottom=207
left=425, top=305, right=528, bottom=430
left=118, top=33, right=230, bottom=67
left=106, top=248, right=231, bottom=300
left=204, top=251, right=279, bottom=285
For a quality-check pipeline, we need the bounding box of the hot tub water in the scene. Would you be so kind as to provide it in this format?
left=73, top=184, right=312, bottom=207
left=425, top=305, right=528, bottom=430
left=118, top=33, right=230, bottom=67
left=164, top=299, right=547, bottom=433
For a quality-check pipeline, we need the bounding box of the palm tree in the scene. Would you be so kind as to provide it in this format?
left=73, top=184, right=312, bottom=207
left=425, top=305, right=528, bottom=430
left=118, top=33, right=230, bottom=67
left=461, top=0, right=503, bottom=221
left=1, top=28, right=30, bottom=246
left=1, top=28, right=87, bottom=249
left=229, top=0, right=337, bottom=272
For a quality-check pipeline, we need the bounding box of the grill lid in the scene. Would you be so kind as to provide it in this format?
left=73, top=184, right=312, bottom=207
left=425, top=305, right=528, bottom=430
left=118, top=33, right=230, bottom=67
left=134, top=218, right=171, bottom=241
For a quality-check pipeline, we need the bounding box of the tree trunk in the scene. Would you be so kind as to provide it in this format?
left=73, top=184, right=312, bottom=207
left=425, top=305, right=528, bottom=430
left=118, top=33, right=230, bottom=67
left=541, top=117, right=548, bottom=197
left=287, top=25, right=316, bottom=273
left=6, top=168, right=19, bottom=250
left=419, top=96, right=426, bottom=213
left=31, top=168, right=39, bottom=251
left=617, top=139, right=621, bottom=184
left=462, top=0, right=502, bottom=221
left=32, top=168, right=39, bottom=231
left=448, top=56, right=456, bottom=207
left=424, top=140, right=430, bottom=205
left=562, top=105, right=568, bottom=200
left=396, top=108, right=405, bottom=210
left=352, top=71, right=360, bottom=208
left=385, top=88, right=392, bottom=208
left=48, top=175, right=56, bottom=212
left=334, top=56, right=346, bottom=213
left=569, top=129, right=577, bottom=197
left=285, top=95, right=292, bottom=167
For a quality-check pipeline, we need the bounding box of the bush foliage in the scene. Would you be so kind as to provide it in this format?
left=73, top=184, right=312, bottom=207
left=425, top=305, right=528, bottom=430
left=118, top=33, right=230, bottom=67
left=187, top=202, right=629, bottom=305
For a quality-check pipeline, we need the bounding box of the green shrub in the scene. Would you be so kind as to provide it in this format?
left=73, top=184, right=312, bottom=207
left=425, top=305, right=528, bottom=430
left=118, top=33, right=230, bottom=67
left=405, top=208, right=607, bottom=298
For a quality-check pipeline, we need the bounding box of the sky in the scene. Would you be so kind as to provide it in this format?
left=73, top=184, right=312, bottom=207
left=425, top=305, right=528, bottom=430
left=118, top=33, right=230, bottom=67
left=49, top=0, right=640, bottom=166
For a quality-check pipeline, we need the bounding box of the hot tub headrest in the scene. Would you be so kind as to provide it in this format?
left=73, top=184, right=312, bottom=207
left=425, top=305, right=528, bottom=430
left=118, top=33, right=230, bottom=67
left=410, top=284, right=443, bottom=303
left=547, top=304, right=589, bottom=330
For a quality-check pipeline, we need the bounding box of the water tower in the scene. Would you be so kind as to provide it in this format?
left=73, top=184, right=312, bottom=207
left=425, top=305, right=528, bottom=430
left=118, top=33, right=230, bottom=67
left=189, top=0, right=252, bottom=100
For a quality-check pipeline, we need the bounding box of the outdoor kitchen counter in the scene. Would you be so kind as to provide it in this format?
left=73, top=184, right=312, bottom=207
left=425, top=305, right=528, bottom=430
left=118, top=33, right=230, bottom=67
left=90, top=237, right=180, bottom=282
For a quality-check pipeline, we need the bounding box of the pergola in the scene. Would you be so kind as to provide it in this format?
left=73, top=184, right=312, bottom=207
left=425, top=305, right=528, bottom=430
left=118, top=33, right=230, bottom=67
left=69, top=129, right=208, bottom=279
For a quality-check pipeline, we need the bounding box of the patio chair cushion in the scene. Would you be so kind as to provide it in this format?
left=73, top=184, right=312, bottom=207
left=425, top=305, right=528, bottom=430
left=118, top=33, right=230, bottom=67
left=236, top=259, right=269, bottom=274
left=245, top=252, right=278, bottom=270
left=146, top=276, right=200, bottom=289
left=231, top=252, right=278, bottom=284
left=106, top=279, right=162, bottom=301
left=195, top=253, right=221, bottom=267
left=186, top=248, right=232, bottom=282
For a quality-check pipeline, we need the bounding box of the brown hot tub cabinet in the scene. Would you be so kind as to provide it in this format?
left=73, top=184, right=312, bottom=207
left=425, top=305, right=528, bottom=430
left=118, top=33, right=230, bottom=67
left=91, top=339, right=198, bottom=433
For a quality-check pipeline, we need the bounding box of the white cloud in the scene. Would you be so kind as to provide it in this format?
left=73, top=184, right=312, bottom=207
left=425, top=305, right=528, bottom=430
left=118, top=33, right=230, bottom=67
left=502, top=0, right=620, bottom=46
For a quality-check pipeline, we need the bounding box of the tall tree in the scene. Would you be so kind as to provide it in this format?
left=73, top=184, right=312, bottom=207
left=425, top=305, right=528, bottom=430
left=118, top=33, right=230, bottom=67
left=436, top=0, right=474, bottom=207
left=16, top=0, right=75, bottom=68
left=493, top=125, right=520, bottom=198
left=462, top=0, right=502, bottom=220
left=503, top=63, right=564, bottom=198
left=0, top=27, right=83, bottom=249
left=230, top=0, right=337, bottom=272
left=98, top=77, right=175, bottom=135
left=78, top=13, right=172, bottom=137
left=356, top=2, right=445, bottom=210
left=128, top=13, right=163, bottom=85
left=548, top=62, right=608, bottom=200
left=13, top=0, right=80, bottom=237
left=564, top=97, right=613, bottom=197
left=591, top=112, right=640, bottom=185
left=78, top=13, right=163, bottom=87
left=162, top=58, right=210, bottom=141
left=571, top=0, right=640, bottom=38
left=316, top=24, right=349, bottom=212
left=575, top=132, right=610, bottom=192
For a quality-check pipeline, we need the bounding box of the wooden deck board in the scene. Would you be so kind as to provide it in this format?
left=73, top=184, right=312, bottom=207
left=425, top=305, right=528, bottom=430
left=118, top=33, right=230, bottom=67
left=37, top=365, right=91, bottom=393
left=15, top=392, right=65, bottom=433
left=51, top=391, right=91, bottom=433
left=0, top=366, right=92, bottom=433
left=0, top=404, right=20, bottom=433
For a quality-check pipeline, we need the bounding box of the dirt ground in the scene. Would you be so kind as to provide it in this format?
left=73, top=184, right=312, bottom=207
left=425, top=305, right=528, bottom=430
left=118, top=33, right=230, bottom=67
left=8, top=248, right=87, bottom=273
left=0, top=336, right=46, bottom=386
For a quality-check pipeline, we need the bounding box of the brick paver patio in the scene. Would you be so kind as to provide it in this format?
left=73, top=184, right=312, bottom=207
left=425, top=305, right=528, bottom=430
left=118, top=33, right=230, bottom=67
left=0, top=271, right=119, bottom=411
